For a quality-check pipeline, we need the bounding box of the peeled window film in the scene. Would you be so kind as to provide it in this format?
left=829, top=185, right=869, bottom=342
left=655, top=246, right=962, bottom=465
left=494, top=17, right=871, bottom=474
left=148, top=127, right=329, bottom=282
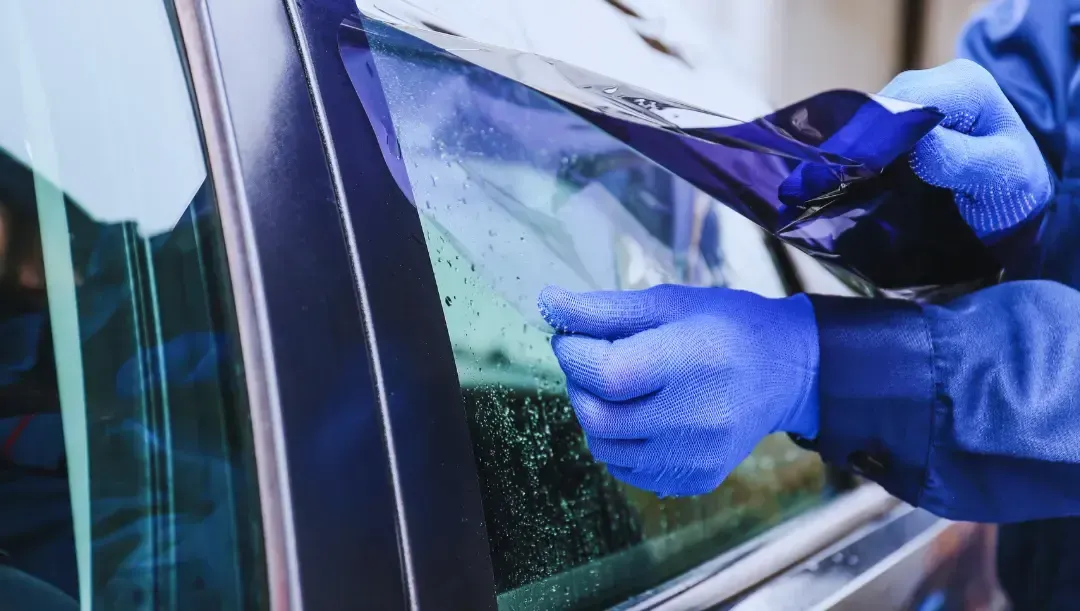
left=340, top=11, right=1017, bottom=305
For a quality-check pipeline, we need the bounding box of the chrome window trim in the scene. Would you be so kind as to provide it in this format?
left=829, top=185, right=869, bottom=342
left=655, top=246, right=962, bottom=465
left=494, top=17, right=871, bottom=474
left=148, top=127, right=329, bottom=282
left=803, top=516, right=950, bottom=611
left=171, top=2, right=303, bottom=609
left=715, top=506, right=945, bottom=611
left=617, top=485, right=901, bottom=610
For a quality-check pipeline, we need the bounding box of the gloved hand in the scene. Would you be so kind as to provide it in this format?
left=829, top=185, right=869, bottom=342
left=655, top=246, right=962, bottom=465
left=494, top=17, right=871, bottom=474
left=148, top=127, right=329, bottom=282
left=538, top=284, right=820, bottom=497
left=880, top=58, right=1053, bottom=238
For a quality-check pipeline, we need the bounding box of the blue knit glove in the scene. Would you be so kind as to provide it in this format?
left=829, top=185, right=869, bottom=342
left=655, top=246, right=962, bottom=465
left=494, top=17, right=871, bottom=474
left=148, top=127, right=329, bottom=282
left=539, top=285, right=820, bottom=497
left=880, top=59, right=1053, bottom=238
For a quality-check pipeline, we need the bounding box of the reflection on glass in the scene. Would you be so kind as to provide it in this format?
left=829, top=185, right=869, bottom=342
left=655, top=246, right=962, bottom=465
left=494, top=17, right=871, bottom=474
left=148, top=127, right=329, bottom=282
left=0, top=2, right=266, bottom=609
left=356, top=18, right=827, bottom=611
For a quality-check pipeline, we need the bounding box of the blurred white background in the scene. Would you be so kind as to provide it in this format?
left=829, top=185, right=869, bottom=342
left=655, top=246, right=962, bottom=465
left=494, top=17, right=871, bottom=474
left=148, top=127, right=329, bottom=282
left=358, top=0, right=990, bottom=117
left=682, top=0, right=989, bottom=107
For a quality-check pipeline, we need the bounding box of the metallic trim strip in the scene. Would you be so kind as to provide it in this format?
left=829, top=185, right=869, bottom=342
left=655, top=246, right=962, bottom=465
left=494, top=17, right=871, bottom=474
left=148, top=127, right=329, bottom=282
left=171, top=2, right=302, bottom=609
left=722, top=507, right=942, bottom=611
left=634, top=485, right=900, bottom=610
left=279, top=2, right=419, bottom=609
left=806, top=519, right=951, bottom=611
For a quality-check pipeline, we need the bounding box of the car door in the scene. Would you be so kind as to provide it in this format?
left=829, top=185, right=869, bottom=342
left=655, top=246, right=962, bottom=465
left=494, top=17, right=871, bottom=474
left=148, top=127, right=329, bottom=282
left=278, top=1, right=1004, bottom=610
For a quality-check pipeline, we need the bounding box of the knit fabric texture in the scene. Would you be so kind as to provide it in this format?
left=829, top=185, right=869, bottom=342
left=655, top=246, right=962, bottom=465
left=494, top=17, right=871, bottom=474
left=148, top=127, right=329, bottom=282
left=539, top=285, right=820, bottom=497
left=880, top=59, right=1053, bottom=237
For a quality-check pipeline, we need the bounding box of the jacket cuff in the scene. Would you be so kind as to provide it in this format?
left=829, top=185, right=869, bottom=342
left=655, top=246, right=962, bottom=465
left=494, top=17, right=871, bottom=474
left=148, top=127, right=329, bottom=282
left=807, top=295, right=937, bottom=506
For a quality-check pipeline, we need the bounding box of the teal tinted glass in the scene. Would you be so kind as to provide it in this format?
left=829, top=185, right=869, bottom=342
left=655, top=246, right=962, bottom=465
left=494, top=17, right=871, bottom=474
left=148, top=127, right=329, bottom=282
left=0, top=3, right=267, bottom=609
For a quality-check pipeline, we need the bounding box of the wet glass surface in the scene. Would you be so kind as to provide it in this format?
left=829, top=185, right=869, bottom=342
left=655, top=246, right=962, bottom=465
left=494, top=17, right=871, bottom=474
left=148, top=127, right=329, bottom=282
left=0, top=3, right=267, bottom=609
left=343, top=14, right=827, bottom=611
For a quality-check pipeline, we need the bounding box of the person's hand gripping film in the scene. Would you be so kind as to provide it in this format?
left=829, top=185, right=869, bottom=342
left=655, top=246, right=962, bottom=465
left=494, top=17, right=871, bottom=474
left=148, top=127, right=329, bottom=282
left=882, top=59, right=1053, bottom=238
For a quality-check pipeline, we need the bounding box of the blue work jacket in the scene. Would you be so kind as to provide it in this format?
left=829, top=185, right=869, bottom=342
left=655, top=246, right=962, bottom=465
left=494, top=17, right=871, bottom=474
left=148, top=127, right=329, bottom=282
left=808, top=0, right=1080, bottom=607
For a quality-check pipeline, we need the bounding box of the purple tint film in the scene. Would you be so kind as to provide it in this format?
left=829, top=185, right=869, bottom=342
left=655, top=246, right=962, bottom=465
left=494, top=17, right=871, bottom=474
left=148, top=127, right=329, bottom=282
left=339, top=13, right=1006, bottom=296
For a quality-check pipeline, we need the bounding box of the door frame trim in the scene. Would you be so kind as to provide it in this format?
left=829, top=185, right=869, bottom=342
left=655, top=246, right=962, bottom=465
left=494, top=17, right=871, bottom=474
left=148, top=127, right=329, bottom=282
left=172, top=2, right=302, bottom=609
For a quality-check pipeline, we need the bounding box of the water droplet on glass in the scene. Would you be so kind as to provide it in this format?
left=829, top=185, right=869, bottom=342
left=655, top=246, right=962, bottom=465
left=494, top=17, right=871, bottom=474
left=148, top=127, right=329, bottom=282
left=445, top=296, right=453, bottom=306
left=603, top=86, right=618, bottom=95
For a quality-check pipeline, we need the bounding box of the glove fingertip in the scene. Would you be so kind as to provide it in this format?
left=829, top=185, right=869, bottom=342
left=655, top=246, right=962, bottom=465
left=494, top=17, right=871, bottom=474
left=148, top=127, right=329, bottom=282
left=537, top=285, right=573, bottom=333
left=538, top=285, right=649, bottom=339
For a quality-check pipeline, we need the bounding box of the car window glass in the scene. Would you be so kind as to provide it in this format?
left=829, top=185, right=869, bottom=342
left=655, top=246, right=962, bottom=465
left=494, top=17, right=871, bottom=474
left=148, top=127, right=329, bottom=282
left=0, top=3, right=267, bottom=609
left=358, top=20, right=828, bottom=611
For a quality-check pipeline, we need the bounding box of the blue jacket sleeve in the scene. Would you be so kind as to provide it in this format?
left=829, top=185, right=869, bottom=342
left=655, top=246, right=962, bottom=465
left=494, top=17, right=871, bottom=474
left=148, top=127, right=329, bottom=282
left=809, top=279, right=1080, bottom=523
